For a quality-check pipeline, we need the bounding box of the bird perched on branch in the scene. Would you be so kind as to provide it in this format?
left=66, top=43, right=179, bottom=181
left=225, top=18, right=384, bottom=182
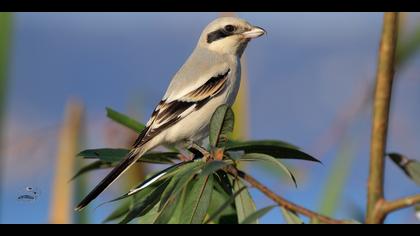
left=75, top=16, right=265, bottom=211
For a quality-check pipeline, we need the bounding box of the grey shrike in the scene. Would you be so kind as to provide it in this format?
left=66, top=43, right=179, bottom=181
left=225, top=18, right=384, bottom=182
left=75, top=17, right=265, bottom=211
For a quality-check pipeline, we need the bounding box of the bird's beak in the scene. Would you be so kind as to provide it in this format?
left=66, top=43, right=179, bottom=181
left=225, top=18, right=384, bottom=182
left=242, top=26, right=266, bottom=39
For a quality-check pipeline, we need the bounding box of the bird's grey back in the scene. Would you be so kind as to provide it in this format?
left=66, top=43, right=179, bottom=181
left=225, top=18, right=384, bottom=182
left=163, top=47, right=237, bottom=100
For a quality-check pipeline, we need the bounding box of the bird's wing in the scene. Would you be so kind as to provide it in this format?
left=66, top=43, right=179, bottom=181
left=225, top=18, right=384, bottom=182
left=133, top=67, right=231, bottom=147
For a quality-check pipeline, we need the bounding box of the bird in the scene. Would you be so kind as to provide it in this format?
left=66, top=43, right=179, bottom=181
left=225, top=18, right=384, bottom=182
left=75, top=16, right=265, bottom=211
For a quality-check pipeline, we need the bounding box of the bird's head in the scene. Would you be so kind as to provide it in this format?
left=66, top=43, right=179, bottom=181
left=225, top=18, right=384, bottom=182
left=198, top=17, right=266, bottom=57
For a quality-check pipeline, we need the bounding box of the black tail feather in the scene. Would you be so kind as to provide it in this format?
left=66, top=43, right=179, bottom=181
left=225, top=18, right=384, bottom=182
left=75, top=148, right=142, bottom=211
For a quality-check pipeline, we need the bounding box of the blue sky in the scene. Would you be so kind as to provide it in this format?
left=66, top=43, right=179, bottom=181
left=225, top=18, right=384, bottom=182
left=1, top=12, right=419, bottom=224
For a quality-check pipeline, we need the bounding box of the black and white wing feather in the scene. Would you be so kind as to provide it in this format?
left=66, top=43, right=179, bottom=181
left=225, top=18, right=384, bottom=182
left=133, top=68, right=231, bottom=147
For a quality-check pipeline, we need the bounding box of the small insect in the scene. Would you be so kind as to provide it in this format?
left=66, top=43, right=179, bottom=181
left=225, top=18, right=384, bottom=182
left=17, top=186, right=41, bottom=202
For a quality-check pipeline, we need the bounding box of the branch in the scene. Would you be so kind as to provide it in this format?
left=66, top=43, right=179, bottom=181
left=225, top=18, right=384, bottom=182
left=226, top=165, right=345, bottom=224
left=382, top=194, right=420, bottom=214
left=366, top=12, right=399, bottom=224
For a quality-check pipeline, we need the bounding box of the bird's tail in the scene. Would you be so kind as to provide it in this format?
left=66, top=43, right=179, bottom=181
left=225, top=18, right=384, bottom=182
left=75, top=146, right=148, bottom=211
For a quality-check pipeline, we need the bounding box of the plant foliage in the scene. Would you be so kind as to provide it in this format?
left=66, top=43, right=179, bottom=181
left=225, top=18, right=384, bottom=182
left=75, top=104, right=321, bottom=224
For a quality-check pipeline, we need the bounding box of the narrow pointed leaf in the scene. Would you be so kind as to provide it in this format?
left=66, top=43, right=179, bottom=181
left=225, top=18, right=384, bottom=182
left=78, top=148, right=129, bottom=161
left=318, top=143, right=354, bottom=216
left=224, top=150, right=242, bottom=161
left=167, top=188, right=188, bottom=224
left=281, top=207, right=304, bottom=224
left=240, top=153, right=298, bottom=187
left=71, top=161, right=114, bottom=181
left=180, top=175, right=214, bottom=224
left=388, top=153, right=420, bottom=185
left=153, top=194, right=182, bottom=224
left=226, top=140, right=320, bottom=163
left=240, top=205, right=277, bottom=224
left=152, top=165, right=204, bottom=224
left=206, top=181, right=237, bottom=224
left=102, top=200, right=131, bottom=223
left=200, top=161, right=229, bottom=177
left=396, top=22, right=420, bottom=67
left=209, top=104, right=234, bottom=148
left=105, top=161, right=192, bottom=204
left=137, top=204, right=159, bottom=224
left=106, top=107, right=145, bottom=133
left=233, top=178, right=258, bottom=224
left=159, top=161, right=204, bottom=210
left=406, top=161, right=420, bottom=185
left=205, top=186, right=246, bottom=224
left=141, top=152, right=179, bottom=164
left=227, top=140, right=298, bottom=149
left=119, top=180, right=169, bottom=224
left=77, top=148, right=178, bottom=164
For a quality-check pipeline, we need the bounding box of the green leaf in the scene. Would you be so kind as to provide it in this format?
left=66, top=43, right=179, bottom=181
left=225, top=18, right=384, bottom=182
left=78, top=148, right=128, bottom=161
left=180, top=174, right=214, bottom=224
left=318, top=142, right=354, bottom=216
left=199, top=161, right=229, bottom=177
left=71, top=161, right=114, bottom=181
left=240, top=205, right=276, bottom=224
left=151, top=163, right=204, bottom=224
left=226, top=140, right=320, bottom=163
left=209, top=104, right=234, bottom=148
left=140, top=152, right=179, bottom=164
left=224, top=151, right=242, bottom=161
left=205, top=186, right=246, bottom=224
left=406, top=161, right=420, bottom=186
left=239, top=153, right=298, bottom=188
left=415, top=205, right=420, bottom=222
left=396, top=22, right=420, bottom=68
left=107, top=161, right=193, bottom=204
left=119, top=180, right=169, bottom=224
left=388, top=153, right=420, bottom=185
left=106, top=107, right=145, bottom=133
left=159, top=161, right=204, bottom=211
left=227, top=139, right=298, bottom=149
left=233, top=178, right=258, bottom=224
left=153, top=194, right=182, bottom=224
left=206, top=180, right=237, bottom=224
left=281, top=207, right=304, bottom=224
left=167, top=187, right=188, bottom=224
left=77, top=148, right=178, bottom=164
left=137, top=204, right=159, bottom=224
left=102, top=200, right=132, bottom=223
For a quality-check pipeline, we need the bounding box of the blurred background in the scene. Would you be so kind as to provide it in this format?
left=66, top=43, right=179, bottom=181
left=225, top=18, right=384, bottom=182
left=0, top=12, right=419, bottom=224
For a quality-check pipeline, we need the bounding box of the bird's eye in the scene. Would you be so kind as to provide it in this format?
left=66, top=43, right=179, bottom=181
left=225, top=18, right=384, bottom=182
left=224, top=25, right=236, bottom=33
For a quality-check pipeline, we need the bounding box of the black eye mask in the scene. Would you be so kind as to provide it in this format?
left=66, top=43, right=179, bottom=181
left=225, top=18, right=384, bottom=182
left=207, top=28, right=234, bottom=44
